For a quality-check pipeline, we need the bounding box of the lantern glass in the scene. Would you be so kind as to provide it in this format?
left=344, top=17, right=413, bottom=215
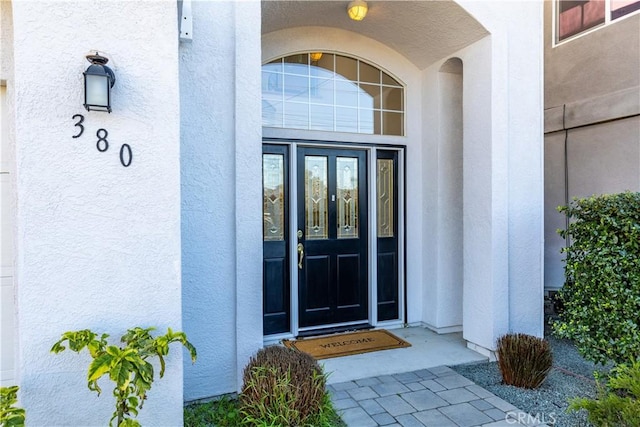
left=85, top=73, right=110, bottom=110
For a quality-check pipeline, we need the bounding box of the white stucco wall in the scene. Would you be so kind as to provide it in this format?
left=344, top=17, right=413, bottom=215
left=457, top=0, right=545, bottom=348
left=499, top=1, right=544, bottom=337
left=421, top=60, right=464, bottom=332
left=0, top=0, right=17, bottom=389
left=423, top=1, right=544, bottom=351
left=10, top=1, right=184, bottom=425
left=181, top=0, right=263, bottom=400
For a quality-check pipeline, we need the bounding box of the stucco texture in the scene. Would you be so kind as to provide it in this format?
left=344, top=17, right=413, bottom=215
left=180, top=0, right=263, bottom=400
left=10, top=1, right=183, bottom=425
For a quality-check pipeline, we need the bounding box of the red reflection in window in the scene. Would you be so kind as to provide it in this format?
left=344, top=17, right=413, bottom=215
left=558, top=0, right=605, bottom=41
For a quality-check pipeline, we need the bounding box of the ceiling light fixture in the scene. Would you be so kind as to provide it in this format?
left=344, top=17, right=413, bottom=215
left=347, top=0, right=368, bottom=21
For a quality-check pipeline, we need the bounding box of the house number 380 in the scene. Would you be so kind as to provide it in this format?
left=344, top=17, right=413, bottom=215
left=72, top=114, right=132, bottom=167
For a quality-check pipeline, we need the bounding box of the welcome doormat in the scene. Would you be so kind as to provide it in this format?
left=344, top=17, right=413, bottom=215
left=283, top=329, right=411, bottom=360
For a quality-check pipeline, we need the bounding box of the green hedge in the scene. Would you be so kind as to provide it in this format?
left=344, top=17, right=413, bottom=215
left=553, top=192, right=640, bottom=365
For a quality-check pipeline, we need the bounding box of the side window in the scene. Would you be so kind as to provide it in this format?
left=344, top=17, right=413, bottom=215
left=557, top=0, right=605, bottom=42
left=262, top=52, right=405, bottom=136
left=557, top=0, right=640, bottom=43
left=611, top=0, right=640, bottom=19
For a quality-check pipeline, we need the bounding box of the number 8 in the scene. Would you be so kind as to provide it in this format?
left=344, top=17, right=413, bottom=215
left=96, top=128, right=109, bottom=152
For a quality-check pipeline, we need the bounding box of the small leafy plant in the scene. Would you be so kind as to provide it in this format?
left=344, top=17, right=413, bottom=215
left=52, top=327, right=196, bottom=427
left=569, top=359, right=640, bottom=426
left=0, top=386, right=25, bottom=427
left=184, top=395, right=240, bottom=427
left=240, top=346, right=339, bottom=426
left=553, top=192, right=640, bottom=365
left=496, top=333, right=553, bottom=389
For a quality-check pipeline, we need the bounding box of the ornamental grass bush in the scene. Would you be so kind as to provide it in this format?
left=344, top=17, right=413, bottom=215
left=239, top=346, right=337, bottom=427
left=496, top=333, right=553, bottom=389
left=552, top=192, right=640, bottom=365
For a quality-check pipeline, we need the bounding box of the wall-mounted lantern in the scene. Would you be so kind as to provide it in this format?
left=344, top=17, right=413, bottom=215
left=83, top=52, right=115, bottom=113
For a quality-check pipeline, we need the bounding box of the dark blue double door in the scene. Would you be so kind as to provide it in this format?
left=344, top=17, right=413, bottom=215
left=263, top=145, right=399, bottom=335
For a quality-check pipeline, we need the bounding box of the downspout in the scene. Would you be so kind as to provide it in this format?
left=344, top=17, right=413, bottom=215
left=562, top=104, right=569, bottom=247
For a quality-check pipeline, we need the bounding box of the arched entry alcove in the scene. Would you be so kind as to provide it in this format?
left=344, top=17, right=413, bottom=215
left=260, top=0, right=487, bottom=342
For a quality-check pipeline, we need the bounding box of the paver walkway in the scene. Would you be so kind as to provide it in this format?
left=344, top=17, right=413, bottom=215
left=329, top=365, right=548, bottom=427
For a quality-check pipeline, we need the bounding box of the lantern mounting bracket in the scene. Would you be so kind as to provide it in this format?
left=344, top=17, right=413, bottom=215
left=86, top=52, right=109, bottom=66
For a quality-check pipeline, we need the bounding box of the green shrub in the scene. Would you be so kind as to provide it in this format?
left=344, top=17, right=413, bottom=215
left=496, top=333, right=553, bottom=389
left=184, top=395, right=240, bottom=427
left=240, top=346, right=336, bottom=427
left=553, top=192, right=640, bottom=365
left=52, top=327, right=196, bottom=427
left=569, top=359, right=640, bottom=426
left=1, top=386, right=25, bottom=427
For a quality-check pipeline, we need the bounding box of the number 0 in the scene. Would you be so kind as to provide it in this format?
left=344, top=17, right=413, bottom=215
left=120, top=144, right=132, bottom=167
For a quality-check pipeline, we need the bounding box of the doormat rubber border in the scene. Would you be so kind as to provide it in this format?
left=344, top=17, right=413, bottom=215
left=282, top=329, right=411, bottom=360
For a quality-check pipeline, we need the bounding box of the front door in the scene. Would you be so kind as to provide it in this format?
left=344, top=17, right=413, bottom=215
left=297, top=147, right=368, bottom=329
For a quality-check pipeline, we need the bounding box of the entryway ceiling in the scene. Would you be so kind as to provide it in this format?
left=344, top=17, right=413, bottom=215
left=261, top=0, right=488, bottom=70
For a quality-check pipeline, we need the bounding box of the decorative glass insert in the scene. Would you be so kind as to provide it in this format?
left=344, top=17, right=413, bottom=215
left=262, top=52, right=405, bottom=136
left=337, top=157, right=359, bottom=239
left=263, top=154, right=285, bottom=241
left=305, top=156, right=328, bottom=240
left=377, top=159, right=394, bottom=238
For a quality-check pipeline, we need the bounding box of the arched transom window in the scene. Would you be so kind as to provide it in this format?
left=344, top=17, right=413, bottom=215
left=262, top=52, right=405, bottom=136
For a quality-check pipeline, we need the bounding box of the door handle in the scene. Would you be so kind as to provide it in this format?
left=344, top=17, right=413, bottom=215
left=297, top=243, right=304, bottom=269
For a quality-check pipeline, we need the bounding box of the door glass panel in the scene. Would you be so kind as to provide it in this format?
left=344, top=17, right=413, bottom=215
left=305, top=156, right=328, bottom=240
left=263, top=154, right=285, bottom=241
left=337, top=157, right=359, bottom=239
left=377, top=158, right=394, bottom=238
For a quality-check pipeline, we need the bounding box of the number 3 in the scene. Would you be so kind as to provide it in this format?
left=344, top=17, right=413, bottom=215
left=72, top=114, right=84, bottom=138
